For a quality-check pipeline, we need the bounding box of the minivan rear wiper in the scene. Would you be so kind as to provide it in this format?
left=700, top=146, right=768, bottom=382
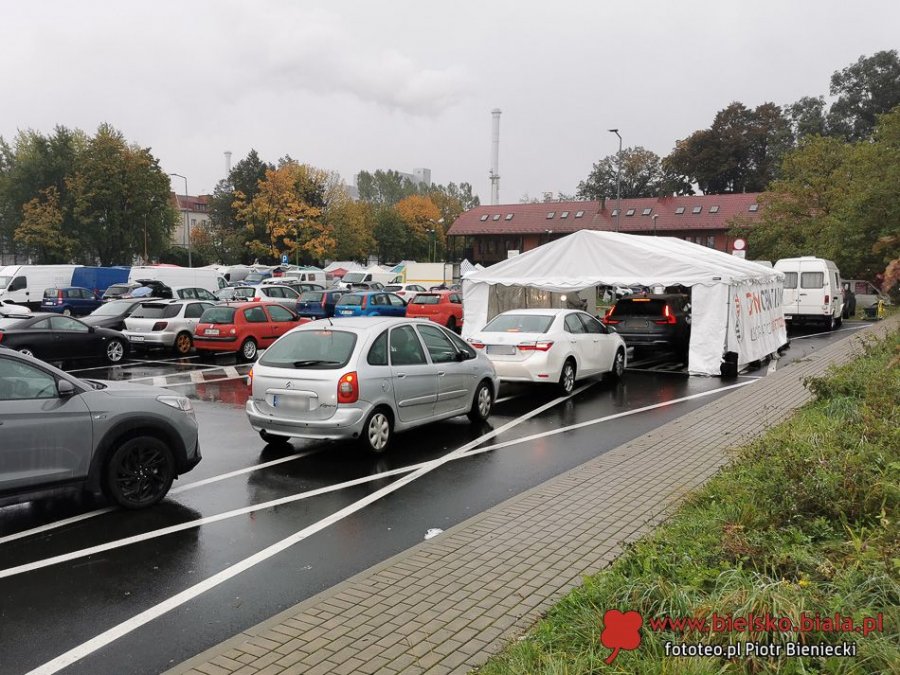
left=292, top=360, right=341, bottom=367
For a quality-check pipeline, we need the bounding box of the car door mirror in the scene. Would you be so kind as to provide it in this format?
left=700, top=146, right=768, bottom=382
left=57, top=379, right=76, bottom=397
left=88, top=325, right=95, bottom=333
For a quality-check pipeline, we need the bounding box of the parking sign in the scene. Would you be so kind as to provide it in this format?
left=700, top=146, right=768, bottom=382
left=281, top=254, right=289, bottom=264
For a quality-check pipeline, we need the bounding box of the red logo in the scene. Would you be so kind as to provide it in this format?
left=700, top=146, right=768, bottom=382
left=601, top=609, right=643, bottom=664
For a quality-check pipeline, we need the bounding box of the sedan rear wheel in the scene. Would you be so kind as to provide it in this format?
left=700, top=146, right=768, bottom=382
left=105, top=436, right=174, bottom=509
left=106, top=339, right=125, bottom=363
left=558, top=359, right=576, bottom=395
left=361, top=408, right=392, bottom=454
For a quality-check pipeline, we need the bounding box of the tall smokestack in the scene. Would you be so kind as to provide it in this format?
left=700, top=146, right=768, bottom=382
left=224, top=151, right=232, bottom=177
left=490, top=108, right=501, bottom=205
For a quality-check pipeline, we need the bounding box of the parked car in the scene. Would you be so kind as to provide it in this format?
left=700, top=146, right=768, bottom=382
left=216, top=286, right=256, bottom=302
left=123, top=299, right=215, bottom=355
left=384, top=283, right=427, bottom=298
left=774, top=257, right=844, bottom=330
left=242, top=271, right=271, bottom=285
left=102, top=282, right=143, bottom=301
left=841, top=282, right=857, bottom=319
left=0, top=349, right=200, bottom=509
left=171, top=286, right=219, bottom=301
left=602, top=294, right=692, bottom=358
left=194, top=302, right=300, bottom=361
left=41, top=286, right=103, bottom=316
left=246, top=317, right=499, bottom=453
left=246, top=284, right=301, bottom=309
left=334, top=292, right=407, bottom=318
left=468, top=309, right=626, bottom=394
left=277, top=281, right=326, bottom=295
left=130, top=279, right=175, bottom=299
left=0, top=309, right=129, bottom=364
left=82, top=298, right=148, bottom=331
left=296, top=289, right=345, bottom=321
left=405, top=291, right=464, bottom=332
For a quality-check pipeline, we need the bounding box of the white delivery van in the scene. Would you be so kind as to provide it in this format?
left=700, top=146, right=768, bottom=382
left=281, top=267, right=327, bottom=285
left=774, top=257, right=844, bottom=330
left=0, top=265, right=81, bottom=309
left=128, top=266, right=227, bottom=293
left=338, top=268, right=399, bottom=290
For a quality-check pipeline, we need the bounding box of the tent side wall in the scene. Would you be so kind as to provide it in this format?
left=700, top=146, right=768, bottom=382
left=688, top=284, right=729, bottom=376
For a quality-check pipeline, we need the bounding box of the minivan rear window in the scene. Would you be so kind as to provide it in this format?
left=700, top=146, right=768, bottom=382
left=783, top=272, right=798, bottom=289
left=801, top=272, right=824, bottom=288
left=259, top=330, right=357, bottom=369
left=43, top=288, right=60, bottom=298
left=131, top=303, right=182, bottom=319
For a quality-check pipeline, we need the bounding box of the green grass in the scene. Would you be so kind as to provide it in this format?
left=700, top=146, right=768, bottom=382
left=478, top=329, right=899, bottom=674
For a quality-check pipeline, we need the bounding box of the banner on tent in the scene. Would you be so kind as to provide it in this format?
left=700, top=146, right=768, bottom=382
left=727, top=281, right=787, bottom=362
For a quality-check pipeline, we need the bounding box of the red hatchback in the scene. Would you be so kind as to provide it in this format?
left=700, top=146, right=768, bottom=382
left=193, top=301, right=299, bottom=361
left=405, top=291, right=464, bottom=332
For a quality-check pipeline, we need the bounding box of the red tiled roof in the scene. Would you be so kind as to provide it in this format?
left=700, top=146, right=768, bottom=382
left=171, top=192, right=210, bottom=211
left=447, top=193, right=762, bottom=236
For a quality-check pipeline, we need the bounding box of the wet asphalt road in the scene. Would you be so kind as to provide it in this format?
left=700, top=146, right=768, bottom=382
left=0, top=322, right=871, bottom=675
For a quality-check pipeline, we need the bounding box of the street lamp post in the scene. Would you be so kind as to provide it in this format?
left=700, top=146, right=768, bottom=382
left=652, top=214, right=659, bottom=236
left=609, top=129, right=622, bottom=233
left=427, top=228, right=436, bottom=262
left=170, top=173, right=191, bottom=267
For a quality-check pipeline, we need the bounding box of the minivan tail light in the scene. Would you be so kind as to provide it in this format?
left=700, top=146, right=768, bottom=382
left=338, top=371, right=359, bottom=403
left=655, top=305, right=677, bottom=325
left=824, top=294, right=829, bottom=304
left=518, top=341, right=554, bottom=352
left=57, top=290, right=64, bottom=305
left=152, top=321, right=168, bottom=331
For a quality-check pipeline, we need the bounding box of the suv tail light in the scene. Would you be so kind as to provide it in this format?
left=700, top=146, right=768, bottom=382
left=152, top=321, right=168, bottom=331
left=654, top=305, right=677, bottom=325
left=518, top=341, right=554, bottom=352
left=603, top=307, right=620, bottom=325
left=337, top=371, right=359, bottom=403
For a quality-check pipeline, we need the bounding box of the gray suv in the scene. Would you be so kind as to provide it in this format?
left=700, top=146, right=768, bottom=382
left=0, top=350, right=201, bottom=509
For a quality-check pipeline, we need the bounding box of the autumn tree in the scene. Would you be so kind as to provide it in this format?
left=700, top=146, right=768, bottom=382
left=14, top=187, right=74, bottom=262
left=395, top=195, right=442, bottom=261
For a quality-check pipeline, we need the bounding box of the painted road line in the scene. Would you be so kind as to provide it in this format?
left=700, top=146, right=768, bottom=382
left=0, top=452, right=320, bottom=545
left=791, top=324, right=868, bottom=340
left=126, top=364, right=229, bottom=383
left=25, top=383, right=593, bottom=674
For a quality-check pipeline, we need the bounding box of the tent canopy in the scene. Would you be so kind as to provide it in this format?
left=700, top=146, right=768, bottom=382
left=462, top=230, right=787, bottom=376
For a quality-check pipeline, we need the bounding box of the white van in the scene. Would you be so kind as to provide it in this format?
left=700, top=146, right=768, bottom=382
left=774, top=257, right=844, bottom=330
left=0, top=265, right=81, bottom=309
left=128, top=266, right=226, bottom=293
left=281, top=268, right=327, bottom=285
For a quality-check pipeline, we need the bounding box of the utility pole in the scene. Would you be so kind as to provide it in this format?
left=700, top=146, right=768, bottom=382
left=609, top=129, right=622, bottom=233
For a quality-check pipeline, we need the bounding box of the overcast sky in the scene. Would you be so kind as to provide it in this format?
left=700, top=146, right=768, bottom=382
left=3, top=1, right=898, bottom=203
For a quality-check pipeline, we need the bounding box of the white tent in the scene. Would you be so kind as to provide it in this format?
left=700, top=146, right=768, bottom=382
left=462, top=230, right=788, bottom=376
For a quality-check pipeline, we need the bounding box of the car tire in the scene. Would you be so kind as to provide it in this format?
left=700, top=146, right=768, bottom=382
left=174, top=331, right=193, bottom=355
left=360, top=407, right=392, bottom=454
left=62, top=308, right=72, bottom=316
left=104, top=436, right=175, bottom=509
left=240, top=338, right=258, bottom=362
left=558, top=359, right=576, bottom=395
left=609, top=349, right=626, bottom=382
left=447, top=316, right=458, bottom=333
left=17, top=346, right=35, bottom=357
left=467, top=380, right=494, bottom=423
left=106, top=339, right=126, bottom=364
left=826, top=315, right=836, bottom=331
left=259, top=430, right=290, bottom=445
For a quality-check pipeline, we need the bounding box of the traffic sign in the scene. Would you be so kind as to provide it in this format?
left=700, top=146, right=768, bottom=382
left=733, top=238, right=746, bottom=251
left=281, top=254, right=289, bottom=264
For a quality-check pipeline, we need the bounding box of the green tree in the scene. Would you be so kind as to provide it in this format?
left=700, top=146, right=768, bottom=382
left=330, top=200, right=375, bottom=261
left=14, top=186, right=74, bottom=262
left=356, top=169, right=420, bottom=206
left=373, top=207, right=407, bottom=263
left=828, top=50, right=900, bottom=141
left=577, top=146, right=666, bottom=200
left=787, top=95, right=829, bottom=139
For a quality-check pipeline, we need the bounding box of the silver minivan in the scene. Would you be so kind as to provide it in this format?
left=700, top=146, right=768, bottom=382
left=246, top=317, right=499, bottom=453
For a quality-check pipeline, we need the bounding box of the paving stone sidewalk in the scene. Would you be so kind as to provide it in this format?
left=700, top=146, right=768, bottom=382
left=169, top=318, right=897, bottom=675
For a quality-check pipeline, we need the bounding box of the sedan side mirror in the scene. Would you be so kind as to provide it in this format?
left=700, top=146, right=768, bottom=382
left=58, top=379, right=76, bottom=397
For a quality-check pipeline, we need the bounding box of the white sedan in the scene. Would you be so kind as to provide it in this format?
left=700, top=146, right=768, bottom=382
left=467, top=308, right=626, bottom=394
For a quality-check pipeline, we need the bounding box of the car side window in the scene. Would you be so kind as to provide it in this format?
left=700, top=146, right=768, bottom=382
left=564, top=314, right=586, bottom=334
left=0, top=358, right=59, bottom=400
left=9, top=276, right=26, bottom=291
left=30, top=318, right=51, bottom=329
left=369, top=294, right=383, bottom=306
left=449, top=294, right=461, bottom=304
left=197, top=289, right=215, bottom=301
left=445, top=330, right=476, bottom=359
left=244, top=307, right=268, bottom=323
left=182, top=288, right=198, bottom=299
left=577, top=313, right=606, bottom=334
left=417, top=324, right=457, bottom=364
left=389, top=325, right=426, bottom=366
left=184, top=303, right=206, bottom=319
left=50, top=316, right=89, bottom=332
left=266, top=305, right=295, bottom=322
left=367, top=330, right=389, bottom=366
left=388, top=294, right=405, bottom=307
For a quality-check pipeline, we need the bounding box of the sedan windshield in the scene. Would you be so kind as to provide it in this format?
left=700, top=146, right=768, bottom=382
left=259, top=330, right=357, bottom=369
left=482, top=314, right=554, bottom=333
left=200, top=307, right=236, bottom=324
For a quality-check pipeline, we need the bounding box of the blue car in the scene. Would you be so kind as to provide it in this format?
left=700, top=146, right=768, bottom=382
left=333, top=291, right=407, bottom=318
left=296, top=289, right=345, bottom=320
left=41, top=286, right=103, bottom=316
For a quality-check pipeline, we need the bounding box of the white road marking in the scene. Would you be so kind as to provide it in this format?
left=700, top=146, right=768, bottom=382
left=126, top=364, right=229, bottom=383
left=152, top=376, right=167, bottom=387
left=767, top=359, right=778, bottom=375
left=190, top=370, right=205, bottom=383
left=159, top=375, right=248, bottom=388
left=791, top=324, right=867, bottom=340
left=0, top=452, right=319, bottom=545
left=25, top=383, right=592, bottom=674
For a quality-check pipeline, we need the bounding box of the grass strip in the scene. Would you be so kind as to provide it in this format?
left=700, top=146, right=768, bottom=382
left=478, top=328, right=899, bottom=674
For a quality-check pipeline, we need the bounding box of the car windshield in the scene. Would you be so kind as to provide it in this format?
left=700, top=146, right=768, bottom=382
left=0, top=276, right=12, bottom=289
left=91, top=300, right=135, bottom=316
left=299, top=292, right=324, bottom=302
left=411, top=294, right=440, bottom=305
left=131, top=303, right=182, bottom=319
left=482, top=314, right=554, bottom=333
left=338, top=294, right=364, bottom=306
left=612, top=299, right=667, bottom=317
left=201, top=307, right=236, bottom=324
left=259, top=330, right=357, bottom=369
left=342, top=272, right=366, bottom=283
